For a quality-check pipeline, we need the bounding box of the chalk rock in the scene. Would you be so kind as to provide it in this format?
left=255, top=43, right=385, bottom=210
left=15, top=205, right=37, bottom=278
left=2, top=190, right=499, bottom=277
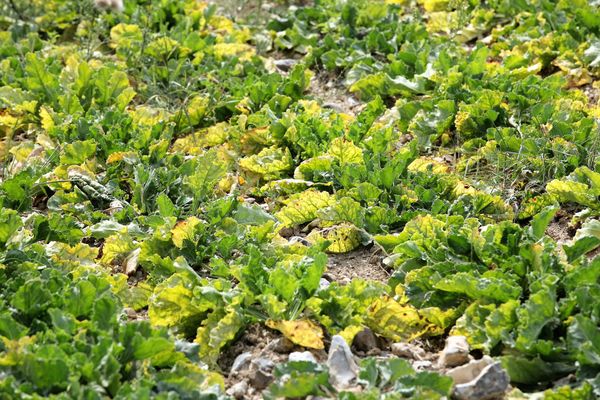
left=439, top=335, right=470, bottom=367
left=453, top=362, right=510, bottom=400
left=327, top=335, right=359, bottom=389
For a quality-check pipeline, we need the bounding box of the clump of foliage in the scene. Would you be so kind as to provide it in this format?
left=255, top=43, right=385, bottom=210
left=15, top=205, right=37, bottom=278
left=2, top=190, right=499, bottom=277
left=1, top=0, right=600, bottom=397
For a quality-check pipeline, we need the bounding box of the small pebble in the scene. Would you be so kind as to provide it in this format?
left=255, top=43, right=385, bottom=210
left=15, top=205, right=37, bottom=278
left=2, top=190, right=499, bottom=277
left=453, top=362, right=509, bottom=400
left=289, top=351, right=317, bottom=363
left=327, top=335, right=359, bottom=389
left=439, top=336, right=470, bottom=368
left=266, top=337, right=295, bottom=353
left=391, top=342, right=426, bottom=360
left=352, top=328, right=379, bottom=352
left=230, top=352, right=252, bottom=375
left=226, top=380, right=248, bottom=399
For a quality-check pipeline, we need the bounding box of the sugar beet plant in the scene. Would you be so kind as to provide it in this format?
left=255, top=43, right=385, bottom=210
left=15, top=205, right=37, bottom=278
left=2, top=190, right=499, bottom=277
left=1, top=0, right=600, bottom=398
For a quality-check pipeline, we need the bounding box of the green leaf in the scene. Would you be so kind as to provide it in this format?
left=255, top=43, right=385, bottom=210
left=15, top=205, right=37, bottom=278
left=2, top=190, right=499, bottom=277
left=529, top=207, right=559, bottom=241
left=500, top=356, right=576, bottom=385
left=435, top=271, right=521, bottom=302
left=22, top=351, right=69, bottom=391
left=0, top=312, right=28, bottom=340
left=233, top=203, right=276, bottom=225
left=568, top=314, right=600, bottom=366
left=156, top=193, right=177, bottom=217
left=185, top=150, right=227, bottom=203
left=515, top=276, right=558, bottom=353
left=60, top=140, right=96, bottom=165
left=584, top=41, right=600, bottom=68
left=266, top=361, right=331, bottom=398
left=64, top=280, right=96, bottom=318
left=23, top=53, right=59, bottom=102
left=195, top=308, right=244, bottom=366
left=565, top=219, right=600, bottom=261
left=12, top=280, right=52, bottom=316
left=0, top=208, right=21, bottom=247
left=408, top=100, right=455, bottom=149
left=464, top=46, right=489, bottom=75
left=92, top=296, right=118, bottom=331
left=134, top=337, right=175, bottom=360
left=452, top=300, right=519, bottom=351
left=48, top=308, right=76, bottom=335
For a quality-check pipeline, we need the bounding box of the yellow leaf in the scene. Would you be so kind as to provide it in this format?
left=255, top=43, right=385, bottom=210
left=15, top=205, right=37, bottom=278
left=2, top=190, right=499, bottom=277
left=275, top=190, right=335, bottom=227
left=297, top=100, right=321, bottom=116
left=39, top=106, right=55, bottom=131
left=100, top=233, right=137, bottom=267
left=418, top=0, right=449, bottom=12
left=407, top=157, right=450, bottom=174
left=266, top=319, right=325, bottom=349
left=171, top=217, right=203, bottom=248
left=213, top=43, right=255, bottom=61
left=110, top=23, right=143, bottom=49
left=306, top=224, right=363, bottom=253
left=208, top=15, right=235, bottom=33
left=338, top=325, right=364, bottom=345
left=129, top=106, right=171, bottom=126
left=106, top=151, right=138, bottom=164
left=366, top=295, right=432, bottom=342
left=0, top=336, right=35, bottom=367
left=327, top=137, right=364, bottom=165
left=172, top=122, right=231, bottom=154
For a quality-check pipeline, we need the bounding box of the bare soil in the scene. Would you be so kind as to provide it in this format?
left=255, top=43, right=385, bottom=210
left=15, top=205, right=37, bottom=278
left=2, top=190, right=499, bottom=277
left=308, top=70, right=364, bottom=116
left=324, top=246, right=390, bottom=285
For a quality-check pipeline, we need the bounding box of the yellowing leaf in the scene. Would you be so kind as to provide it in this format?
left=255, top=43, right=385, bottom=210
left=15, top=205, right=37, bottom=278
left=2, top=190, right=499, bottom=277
left=39, top=106, right=55, bottom=131
left=546, top=180, right=596, bottom=208
left=239, top=146, right=293, bottom=180
left=106, top=151, right=138, bottom=164
left=9, top=142, right=35, bottom=162
left=306, top=224, right=364, bottom=253
left=47, top=242, right=98, bottom=267
left=418, top=0, right=449, bottom=12
left=213, top=43, right=255, bottom=61
left=148, top=273, right=201, bottom=330
left=408, top=157, right=450, bottom=174
left=172, top=122, right=230, bottom=154
left=185, top=95, right=210, bottom=125
left=366, top=296, right=433, bottom=342
left=0, top=336, right=35, bottom=367
left=129, top=106, right=171, bottom=126
left=327, top=137, right=364, bottom=164
left=275, top=190, right=335, bottom=227
left=338, top=325, right=364, bottom=345
left=171, top=217, right=203, bottom=248
left=266, top=319, right=324, bottom=349
left=100, top=233, right=137, bottom=267
left=110, top=23, right=143, bottom=50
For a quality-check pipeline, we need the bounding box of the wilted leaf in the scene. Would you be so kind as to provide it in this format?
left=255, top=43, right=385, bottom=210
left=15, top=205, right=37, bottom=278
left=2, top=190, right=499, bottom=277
left=275, top=190, right=335, bottom=227
left=266, top=319, right=325, bottom=349
left=306, top=224, right=366, bottom=253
